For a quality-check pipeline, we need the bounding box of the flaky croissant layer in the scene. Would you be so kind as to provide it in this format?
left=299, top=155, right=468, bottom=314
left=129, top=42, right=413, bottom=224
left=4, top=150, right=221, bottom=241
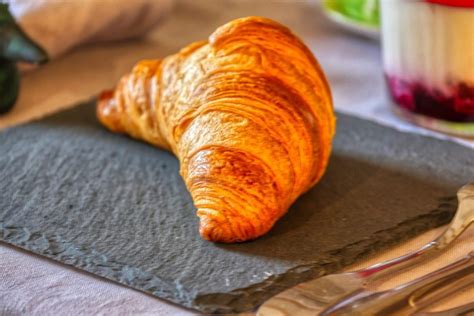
left=97, top=16, right=335, bottom=243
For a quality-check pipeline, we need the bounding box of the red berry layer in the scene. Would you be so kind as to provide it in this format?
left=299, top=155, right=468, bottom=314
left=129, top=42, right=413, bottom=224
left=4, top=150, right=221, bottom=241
left=386, top=75, right=474, bottom=122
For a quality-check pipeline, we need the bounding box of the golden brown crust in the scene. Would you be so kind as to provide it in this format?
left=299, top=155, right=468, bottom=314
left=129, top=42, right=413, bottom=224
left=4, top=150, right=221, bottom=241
left=97, top=16, right=336, bottom=243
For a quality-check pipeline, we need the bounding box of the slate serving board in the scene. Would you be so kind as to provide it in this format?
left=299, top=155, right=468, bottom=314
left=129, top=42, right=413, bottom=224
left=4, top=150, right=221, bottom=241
left=1, top=101, right=472, bottom=313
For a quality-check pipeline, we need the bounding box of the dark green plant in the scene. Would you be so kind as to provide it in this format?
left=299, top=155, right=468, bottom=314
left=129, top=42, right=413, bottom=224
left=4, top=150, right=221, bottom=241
left=0, top=3, right=48, bottom=114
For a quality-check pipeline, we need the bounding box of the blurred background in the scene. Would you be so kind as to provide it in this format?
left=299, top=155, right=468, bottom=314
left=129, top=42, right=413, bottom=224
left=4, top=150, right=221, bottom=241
left=1, top=0, right=473, bottom=145
left=1, top=0, right=385, bottom=130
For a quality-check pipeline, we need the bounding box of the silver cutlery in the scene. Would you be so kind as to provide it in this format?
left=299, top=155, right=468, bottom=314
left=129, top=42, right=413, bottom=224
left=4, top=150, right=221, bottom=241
left=414, top=301, right=474, bottom=316
left=319, top=251, right=474, bottom=315
left=257, top=182, right=474, bottom=316
left=412, top=275, right=474, bottom=316
left=413, top=274, right=474, bottom=316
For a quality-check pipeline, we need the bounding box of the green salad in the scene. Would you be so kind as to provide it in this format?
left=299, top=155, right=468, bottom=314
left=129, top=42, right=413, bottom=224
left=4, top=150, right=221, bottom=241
left=323, top=0, right=380, bottom=27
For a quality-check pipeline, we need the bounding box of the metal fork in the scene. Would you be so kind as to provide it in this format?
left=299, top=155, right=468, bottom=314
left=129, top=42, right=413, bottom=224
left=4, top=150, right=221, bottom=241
left=319, top=251, right=474, bottom=315
left=412, top=273, right=474, bottom=316
left=257, top=182, right=474, bottom=316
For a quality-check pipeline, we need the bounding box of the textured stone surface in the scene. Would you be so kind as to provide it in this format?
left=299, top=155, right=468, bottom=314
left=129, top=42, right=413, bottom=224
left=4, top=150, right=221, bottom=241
left=0, top=101, right=472, bottom=313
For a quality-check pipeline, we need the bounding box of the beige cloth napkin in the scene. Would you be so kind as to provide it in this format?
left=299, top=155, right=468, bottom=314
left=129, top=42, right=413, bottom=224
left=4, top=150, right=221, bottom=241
left=9, top=0, right=174, bottom=59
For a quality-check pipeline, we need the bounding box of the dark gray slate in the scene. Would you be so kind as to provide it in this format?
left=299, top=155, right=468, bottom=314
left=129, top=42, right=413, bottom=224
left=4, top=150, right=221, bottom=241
left=0, top=101, right=472, bottom=313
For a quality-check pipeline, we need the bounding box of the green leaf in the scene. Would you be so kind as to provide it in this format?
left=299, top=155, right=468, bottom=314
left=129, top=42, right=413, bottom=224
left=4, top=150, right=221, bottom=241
left=0, top=3, right=48, bottom=64
left=0, top=3, right=15, bottom=24
left=0, top=58, right=20, bottom=114
left=324, top=0, right=380, bottom=27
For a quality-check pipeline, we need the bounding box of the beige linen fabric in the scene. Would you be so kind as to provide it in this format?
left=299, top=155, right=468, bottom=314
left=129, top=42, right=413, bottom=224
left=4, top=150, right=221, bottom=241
left=9, top=0, right=173, bottom=59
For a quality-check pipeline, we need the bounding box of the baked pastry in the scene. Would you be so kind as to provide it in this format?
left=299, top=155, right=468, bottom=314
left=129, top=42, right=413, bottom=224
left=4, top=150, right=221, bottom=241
left=97, top=16, right=335, bottom=243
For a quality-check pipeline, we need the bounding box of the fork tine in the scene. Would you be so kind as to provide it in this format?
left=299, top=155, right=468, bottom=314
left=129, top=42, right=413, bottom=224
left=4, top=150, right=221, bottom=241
left=409, top=271, right=474, bottom=313
left=413, top=301, right=474, bottom=316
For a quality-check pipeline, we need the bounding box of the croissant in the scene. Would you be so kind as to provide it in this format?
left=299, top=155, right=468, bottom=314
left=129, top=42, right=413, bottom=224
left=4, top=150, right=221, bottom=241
left=97, top=17, right=335, bottom=243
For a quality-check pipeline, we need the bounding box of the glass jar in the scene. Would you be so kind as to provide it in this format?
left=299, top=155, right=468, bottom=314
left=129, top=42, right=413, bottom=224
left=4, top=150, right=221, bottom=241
left=381, top=0, right=474, bottom=137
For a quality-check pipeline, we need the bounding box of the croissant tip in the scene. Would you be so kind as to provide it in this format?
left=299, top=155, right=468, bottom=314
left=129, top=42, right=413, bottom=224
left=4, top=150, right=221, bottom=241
left=199, top=227, right=249, bottom=243
left=199, top=218, right=232, bottom=243
left=96, top=89, right=124, bottom=133
left=197, top=209, right=270, bottom=243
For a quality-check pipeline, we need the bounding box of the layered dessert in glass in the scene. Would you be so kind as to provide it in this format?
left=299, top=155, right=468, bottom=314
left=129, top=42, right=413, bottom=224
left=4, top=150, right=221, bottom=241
left=381, top=0, right=474, bottom=137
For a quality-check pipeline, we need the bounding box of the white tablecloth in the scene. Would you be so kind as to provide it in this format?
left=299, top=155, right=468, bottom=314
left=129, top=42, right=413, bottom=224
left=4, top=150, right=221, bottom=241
left=1, top=1, right=473, bottom=315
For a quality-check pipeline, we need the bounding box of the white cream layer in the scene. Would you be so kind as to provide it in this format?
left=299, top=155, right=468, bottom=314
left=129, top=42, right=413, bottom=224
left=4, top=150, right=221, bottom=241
left=381, top=0, right=474, bottom=93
